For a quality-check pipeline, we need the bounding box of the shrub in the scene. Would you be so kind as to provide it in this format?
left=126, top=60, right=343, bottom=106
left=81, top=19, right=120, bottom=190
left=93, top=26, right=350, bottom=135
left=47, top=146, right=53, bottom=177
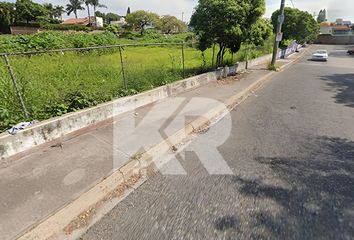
left=267, top=61, right=278, bottom=71
left=42, top=24, right=90, bottom=32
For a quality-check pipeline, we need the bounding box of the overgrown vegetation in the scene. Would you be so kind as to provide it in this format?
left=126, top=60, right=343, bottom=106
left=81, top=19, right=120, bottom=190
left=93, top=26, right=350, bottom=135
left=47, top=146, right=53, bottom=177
left=0, top=31, right=273, bottom=132
left=190, top=0, right=272, bottom=67
left=271, top=7, right=319, bottom=45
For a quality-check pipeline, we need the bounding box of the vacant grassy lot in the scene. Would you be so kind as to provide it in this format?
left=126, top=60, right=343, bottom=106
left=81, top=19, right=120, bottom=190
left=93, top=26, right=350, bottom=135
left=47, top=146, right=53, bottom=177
left=0, top=32, right=272, bottom=132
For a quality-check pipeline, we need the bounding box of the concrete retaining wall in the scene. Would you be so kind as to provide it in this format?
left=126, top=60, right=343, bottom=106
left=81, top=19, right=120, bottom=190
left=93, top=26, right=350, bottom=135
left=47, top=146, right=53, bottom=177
left=10, top=26, right=41, bottom=35
left=0, top=52, right=277, bottom=161
left=315, top=35, right=354, bottom=45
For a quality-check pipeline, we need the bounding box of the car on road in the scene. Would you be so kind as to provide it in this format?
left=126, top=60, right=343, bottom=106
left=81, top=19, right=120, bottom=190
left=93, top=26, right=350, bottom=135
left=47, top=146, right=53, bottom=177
left=312, top=50, right=328, bottom=61
left=347, top=49, right=354, bottom=55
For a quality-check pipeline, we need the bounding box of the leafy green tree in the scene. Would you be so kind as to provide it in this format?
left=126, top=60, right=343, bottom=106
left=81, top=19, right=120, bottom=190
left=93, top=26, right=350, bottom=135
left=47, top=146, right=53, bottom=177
left=160, top=15, right=187, bottom=34
left=0, top=2, right=15, bottom=33
left=190, top=0, right=266, bottom=67
left=66, top=0, right=84, bottom=19
left=83, top=0, right=91, bottom=25
left=105, top=12, right=120, bottom=23
left=15, top=0, right=47, bottom=24
left=43, top=3, right=54, bottom=19
left=90, top=0, right=106, bottom=18
left=53, top=5, right=65, bottom=20
left=125, top=10, right=160, bottom=35
left=271, top=7, right=319, bottom=44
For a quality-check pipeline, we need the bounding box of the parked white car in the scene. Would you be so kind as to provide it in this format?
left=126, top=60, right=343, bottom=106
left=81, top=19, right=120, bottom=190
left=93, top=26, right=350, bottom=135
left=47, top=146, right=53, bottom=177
left=312, top=50, right=328, bottom=61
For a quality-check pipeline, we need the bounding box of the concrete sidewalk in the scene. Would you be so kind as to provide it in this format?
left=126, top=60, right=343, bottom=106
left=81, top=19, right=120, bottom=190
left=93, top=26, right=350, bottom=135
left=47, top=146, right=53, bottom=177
left=0, top=52, right=302, bottom=240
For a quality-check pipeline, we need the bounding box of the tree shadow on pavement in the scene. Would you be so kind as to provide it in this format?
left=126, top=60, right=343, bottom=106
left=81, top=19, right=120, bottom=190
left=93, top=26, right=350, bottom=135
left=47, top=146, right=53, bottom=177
left=233, top=136, right=354, bottom=240
left=321, top=73, right=354, bottom=108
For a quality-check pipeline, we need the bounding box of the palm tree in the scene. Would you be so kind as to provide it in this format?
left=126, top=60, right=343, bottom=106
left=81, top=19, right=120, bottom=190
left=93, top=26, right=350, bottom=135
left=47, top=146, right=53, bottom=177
left=66, top=0, right=84, bottom=19
left=90, top=0, right=107, bottom=18
left=54, top=5, right=65, bottom=21
left=84, top=0, right=92, bottom=26
left=43, top=3, right=55, bottom=19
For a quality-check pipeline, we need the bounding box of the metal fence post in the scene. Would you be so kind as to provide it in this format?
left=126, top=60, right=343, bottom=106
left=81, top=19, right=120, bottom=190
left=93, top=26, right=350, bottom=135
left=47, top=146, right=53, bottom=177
left=118, top=46, right=128, bottom=90
left=212, top=44, right=215, bottom=69
left=2, top=54, right=29, bottom=118
left=181, top=43, right=185, bottom=78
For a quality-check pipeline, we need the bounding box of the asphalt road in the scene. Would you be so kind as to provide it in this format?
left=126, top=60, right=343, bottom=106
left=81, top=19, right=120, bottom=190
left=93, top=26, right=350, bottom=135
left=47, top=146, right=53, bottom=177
left=81, top=45, right=354, bottom=240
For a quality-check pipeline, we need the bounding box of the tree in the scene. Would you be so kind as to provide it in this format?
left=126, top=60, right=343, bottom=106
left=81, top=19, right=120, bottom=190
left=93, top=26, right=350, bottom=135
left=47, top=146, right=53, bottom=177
left=43, top=3, right=54, bottom=19
left=90, top=0, right=106, bottom=19
left=160, top=15, right=187, bottom=34
left=125, top=10, right=160, bottom=35
left=84, top=0, right=91, bottom=25
left=105, top=12, right=120, bottom=23
left=0, top=2, right=15, bottom=33
left=317, top=9, right=326, bottom=23
left=271, top=7, right=319, bottom=44
left=53, top=5, right=65, bottom=20
left=15, top=0, right=47, bottom=24
left=126, top=7, right=130, bottom=15
left=66, top=0, right=84, bottom=19
left=190, top=0, right=266, bottom=67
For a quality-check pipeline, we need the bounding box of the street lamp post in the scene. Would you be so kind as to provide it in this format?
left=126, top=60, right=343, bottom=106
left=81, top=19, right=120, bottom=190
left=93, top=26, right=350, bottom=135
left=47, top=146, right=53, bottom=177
left=271, top=0, right=286, bottom=66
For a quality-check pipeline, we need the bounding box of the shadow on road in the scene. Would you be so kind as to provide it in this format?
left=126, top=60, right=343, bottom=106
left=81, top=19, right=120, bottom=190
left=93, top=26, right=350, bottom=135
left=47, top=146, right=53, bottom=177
left=233, top=136, right=354, bottom=239
left=321, top=73, right=354, bottom=108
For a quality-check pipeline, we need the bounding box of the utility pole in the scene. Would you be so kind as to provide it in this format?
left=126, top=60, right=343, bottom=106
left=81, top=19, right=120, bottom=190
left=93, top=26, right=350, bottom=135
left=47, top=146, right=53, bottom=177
left=182, top=12, right=184, bottom=22
left=271, top=0, right=286, bottom=66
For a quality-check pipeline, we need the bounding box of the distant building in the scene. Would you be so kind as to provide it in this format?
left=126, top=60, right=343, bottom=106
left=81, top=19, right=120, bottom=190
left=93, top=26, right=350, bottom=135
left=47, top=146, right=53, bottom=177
left=319, top=19, right=353, bottom=36
left=319, top=22, right=333, bottom=35
left=110, top=17, right=126, bottom=27
left=333, top=25, right=352, bottom=35
left=62, top=17, right=103, bottom=28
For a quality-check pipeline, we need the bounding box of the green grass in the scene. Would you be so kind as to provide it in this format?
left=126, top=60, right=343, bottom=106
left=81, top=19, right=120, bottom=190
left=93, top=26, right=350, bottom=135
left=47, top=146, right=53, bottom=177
left=0, top=33, right=272, bottom=132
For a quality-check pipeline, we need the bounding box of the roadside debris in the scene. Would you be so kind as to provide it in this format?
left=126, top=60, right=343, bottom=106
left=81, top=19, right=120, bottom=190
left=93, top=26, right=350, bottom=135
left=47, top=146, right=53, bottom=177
left=8, top=121, right=37, bottom=135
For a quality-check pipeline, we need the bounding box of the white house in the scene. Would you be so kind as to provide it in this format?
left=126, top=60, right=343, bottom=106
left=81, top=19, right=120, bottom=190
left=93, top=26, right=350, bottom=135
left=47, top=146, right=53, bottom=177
left=110, top=17, right=126, bottom=27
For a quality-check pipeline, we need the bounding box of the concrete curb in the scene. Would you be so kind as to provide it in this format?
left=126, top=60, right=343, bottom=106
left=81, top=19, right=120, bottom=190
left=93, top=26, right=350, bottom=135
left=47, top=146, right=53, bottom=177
left=16, top=48, right=306, bottom=240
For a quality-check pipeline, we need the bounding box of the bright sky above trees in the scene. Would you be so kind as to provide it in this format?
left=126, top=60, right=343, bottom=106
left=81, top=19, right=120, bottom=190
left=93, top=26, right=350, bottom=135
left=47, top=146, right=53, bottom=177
left=3, top=0, right=354, bottom=22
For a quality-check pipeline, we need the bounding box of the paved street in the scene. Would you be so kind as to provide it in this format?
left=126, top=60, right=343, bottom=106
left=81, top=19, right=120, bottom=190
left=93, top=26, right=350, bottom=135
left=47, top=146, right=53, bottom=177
left=81, top=45, right=354, bottom=240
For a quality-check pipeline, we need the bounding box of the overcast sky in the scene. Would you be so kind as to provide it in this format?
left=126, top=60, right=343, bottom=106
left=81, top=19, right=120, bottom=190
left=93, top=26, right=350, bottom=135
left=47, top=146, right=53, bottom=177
left=4, top=0, right=354, bottom=22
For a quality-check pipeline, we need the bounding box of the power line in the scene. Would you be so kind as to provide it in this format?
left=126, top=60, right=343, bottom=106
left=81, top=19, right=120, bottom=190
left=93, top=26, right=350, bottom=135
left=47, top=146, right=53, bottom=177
left=289, top=0, right=295, bottom=8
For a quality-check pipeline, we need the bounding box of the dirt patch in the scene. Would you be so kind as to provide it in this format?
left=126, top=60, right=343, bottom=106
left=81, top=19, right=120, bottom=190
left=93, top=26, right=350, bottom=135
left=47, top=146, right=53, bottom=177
left=63, top=173, right=142, bottom=235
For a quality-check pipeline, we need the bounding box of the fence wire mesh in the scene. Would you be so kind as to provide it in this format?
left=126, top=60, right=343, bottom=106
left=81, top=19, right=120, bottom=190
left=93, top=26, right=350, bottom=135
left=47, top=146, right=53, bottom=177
left=0, top=42, right=272, bottom=132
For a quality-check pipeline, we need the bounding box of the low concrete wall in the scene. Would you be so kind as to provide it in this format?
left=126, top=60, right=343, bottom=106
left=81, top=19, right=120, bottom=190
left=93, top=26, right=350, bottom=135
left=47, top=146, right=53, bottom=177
left=0, top=52, right=277, bottom=161
left=0, top=72, right=219, bottom=160
left=10, top=26, right=40, bottom=35
left=315, top=35, right=354, bottom=45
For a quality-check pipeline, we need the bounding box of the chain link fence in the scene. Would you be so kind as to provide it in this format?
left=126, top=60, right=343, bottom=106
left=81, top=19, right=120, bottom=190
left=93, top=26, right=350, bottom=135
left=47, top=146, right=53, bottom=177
left=0, top=41, right=271, bottom=132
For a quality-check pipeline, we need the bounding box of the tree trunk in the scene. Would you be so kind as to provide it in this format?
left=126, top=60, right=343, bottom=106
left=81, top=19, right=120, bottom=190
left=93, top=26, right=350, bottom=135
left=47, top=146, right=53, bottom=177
left=74, top=11, right=78, bottom=19
left=87, top=4, right=91, bottom=26
left=216, top=43, right=227, bottom=68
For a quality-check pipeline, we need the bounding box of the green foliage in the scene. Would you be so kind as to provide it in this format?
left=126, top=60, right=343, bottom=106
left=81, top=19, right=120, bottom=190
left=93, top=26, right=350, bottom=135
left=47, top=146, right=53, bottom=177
left=0, top=1, right=16, bottom=33
left=105, top=24, right=124, bottom=35
left=95, top=11, right=121, bottom=24
left=0, top=30, right=272, bottom=132
left=267, top=61, right=278, bottom=71
left=271, top=7, right=319, bottom=44
left=15, top=0, right=47, bottom=24
left=190, top=0, right=266, bottom=67
left=125, top=10, right=161, bottom=35
left=66, top=0, right=84, bottom=19
left=42, top=23, right=89, bottom=31
left=160, top=15, right=187, bottom=34
left=0, top=31, right=118, bottom=52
